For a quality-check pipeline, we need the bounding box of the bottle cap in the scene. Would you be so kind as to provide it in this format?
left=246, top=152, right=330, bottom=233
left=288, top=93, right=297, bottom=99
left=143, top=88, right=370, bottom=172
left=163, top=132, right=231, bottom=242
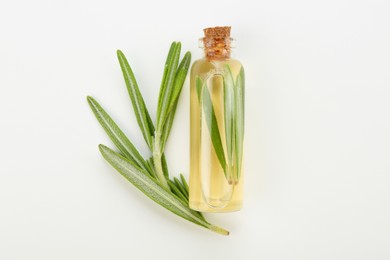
left=201, top=26, right=234, bottom=60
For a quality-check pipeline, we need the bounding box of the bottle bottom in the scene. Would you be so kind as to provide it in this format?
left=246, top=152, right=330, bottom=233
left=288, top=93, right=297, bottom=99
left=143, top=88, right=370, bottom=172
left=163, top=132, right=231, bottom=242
left=189, top=200, right=242, bottom=213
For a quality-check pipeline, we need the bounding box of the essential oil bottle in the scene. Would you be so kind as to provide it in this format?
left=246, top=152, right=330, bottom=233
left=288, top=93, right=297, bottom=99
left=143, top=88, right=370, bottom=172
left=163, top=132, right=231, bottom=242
left=189, top=26, right=245, bottom=212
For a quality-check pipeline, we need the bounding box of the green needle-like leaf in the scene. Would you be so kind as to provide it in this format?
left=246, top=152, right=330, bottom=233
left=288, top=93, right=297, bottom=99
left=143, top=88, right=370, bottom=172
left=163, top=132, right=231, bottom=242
left=161, top=153, right=169, bottom=178
left=223, top=65, right=235, bottom=169
left=180, top=174, right=189, bottom=195
left=160, top=52, right=191, bottom=151
left=195, top=76, right=202, bottom=102
left=99, top=144, right=228, bottom=235
left=87, top=96, right=149, bottom=174
left=234, top=67, right=245, bottom=182
left=160, top=101, right=178, bottom=152
left=167, top=179, right=205, bottom=221
left=156, top=42, right=176, bottom=122
left=174, top=177, right=188, bottom=197
left=168, top=52, right=191, bottom=113
left=197, top=77, right=227, bottom=173
left=117, top=50, right=155, bottom=150
left=156, top=43, right=181, bottom=131
left=168, top=180, right=188, bottom=203
left=145, top=159, right=157, bottom=179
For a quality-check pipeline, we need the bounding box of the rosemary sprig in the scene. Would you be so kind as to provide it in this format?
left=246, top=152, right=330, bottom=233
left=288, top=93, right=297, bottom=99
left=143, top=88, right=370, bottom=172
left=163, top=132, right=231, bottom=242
left=195, top=65, right=245, bottom=184
left=152, top=43, right=191, bottom=189
left=88, top=42, right=229, bottom=235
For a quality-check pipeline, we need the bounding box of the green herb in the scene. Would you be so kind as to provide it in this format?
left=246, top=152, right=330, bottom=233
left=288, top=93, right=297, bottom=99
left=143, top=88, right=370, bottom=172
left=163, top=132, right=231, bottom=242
left=87, top=42, right=229, bottom=235
left=223, top=65, right=235, bottom=182
left=195, top=65, right=245, bottom=184
left=234, top=67, right=245, bottom=182
left=196, top=76, right=227, bottom=174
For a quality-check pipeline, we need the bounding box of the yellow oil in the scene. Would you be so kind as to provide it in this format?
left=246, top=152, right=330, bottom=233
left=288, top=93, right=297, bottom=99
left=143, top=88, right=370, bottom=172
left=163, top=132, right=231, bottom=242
left=189, top=58, right=244, bottom=212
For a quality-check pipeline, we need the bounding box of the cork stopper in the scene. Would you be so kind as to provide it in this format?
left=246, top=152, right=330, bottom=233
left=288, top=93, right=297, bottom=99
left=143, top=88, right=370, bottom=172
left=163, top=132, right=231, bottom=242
left=202, top=26, right=232, bottom=60
left=204, top=26, right=231, bottom=38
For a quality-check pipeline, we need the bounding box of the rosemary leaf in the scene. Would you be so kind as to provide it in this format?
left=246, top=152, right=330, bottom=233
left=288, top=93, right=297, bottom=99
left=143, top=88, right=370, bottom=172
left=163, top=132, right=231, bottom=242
left=234, top=67, right=245, bottom=182
left=197, top=76, right=227, bottom=173
left=164, top=52, right=191, bottom=123
left=180, top=174, right=189, bottom=194
left=168, top=180, right=205, bottom=222
left=174, top=177, right=188, bottom=197
left=146, top=158, right=157, bottom=179
left=160, top=52, right=191, bottom=151
left=168, top=180, right=188, bottom=204
left=117, top=50, right=155, bottom=150
left=195, top=76, right=202, bottom=102
left=87, top=96, right=149, bottom=173
left=160, top=101, right=178, bottom=152
left=156, top=42, right=176, bottom=125
left=156, top=43, right=181, bottom=131
left=223, top=65, right=235, bottom=170
left=161, top=153, right=169, bottom=178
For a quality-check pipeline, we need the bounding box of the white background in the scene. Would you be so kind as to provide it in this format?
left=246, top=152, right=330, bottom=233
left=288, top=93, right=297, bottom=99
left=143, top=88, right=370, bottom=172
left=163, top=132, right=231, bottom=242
left=1, top=0, right=389, bottom=259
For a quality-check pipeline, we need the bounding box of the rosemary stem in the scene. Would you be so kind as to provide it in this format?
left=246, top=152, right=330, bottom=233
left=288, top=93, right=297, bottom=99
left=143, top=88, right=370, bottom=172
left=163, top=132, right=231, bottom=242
left=153, top=132, right=169, bottom=189
left=208, top=225, right=230, bottom=236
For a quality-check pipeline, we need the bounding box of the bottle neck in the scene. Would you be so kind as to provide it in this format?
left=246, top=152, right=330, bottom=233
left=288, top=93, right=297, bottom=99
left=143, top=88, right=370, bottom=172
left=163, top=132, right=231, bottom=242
left=201, top=37, right=233, bottom=61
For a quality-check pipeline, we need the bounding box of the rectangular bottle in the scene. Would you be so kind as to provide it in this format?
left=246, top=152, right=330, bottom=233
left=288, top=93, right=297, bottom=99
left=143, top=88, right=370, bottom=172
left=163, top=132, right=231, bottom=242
left=189, top=27, right=245, bottom=212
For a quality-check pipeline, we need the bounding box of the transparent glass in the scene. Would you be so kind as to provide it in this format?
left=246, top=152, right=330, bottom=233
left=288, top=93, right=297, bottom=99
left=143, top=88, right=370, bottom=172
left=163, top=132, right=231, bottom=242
left=189, top=52, right=245, bottom=212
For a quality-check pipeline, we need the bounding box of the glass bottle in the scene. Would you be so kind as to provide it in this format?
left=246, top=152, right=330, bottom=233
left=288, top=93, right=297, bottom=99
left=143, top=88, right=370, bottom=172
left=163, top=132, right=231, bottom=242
left=189, top=26, right=245, bottom=212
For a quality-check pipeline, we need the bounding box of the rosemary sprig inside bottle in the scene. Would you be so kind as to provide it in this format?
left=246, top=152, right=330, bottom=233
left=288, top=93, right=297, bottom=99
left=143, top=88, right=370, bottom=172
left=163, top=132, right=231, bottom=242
left=87, top=42, right=229, bottom=235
